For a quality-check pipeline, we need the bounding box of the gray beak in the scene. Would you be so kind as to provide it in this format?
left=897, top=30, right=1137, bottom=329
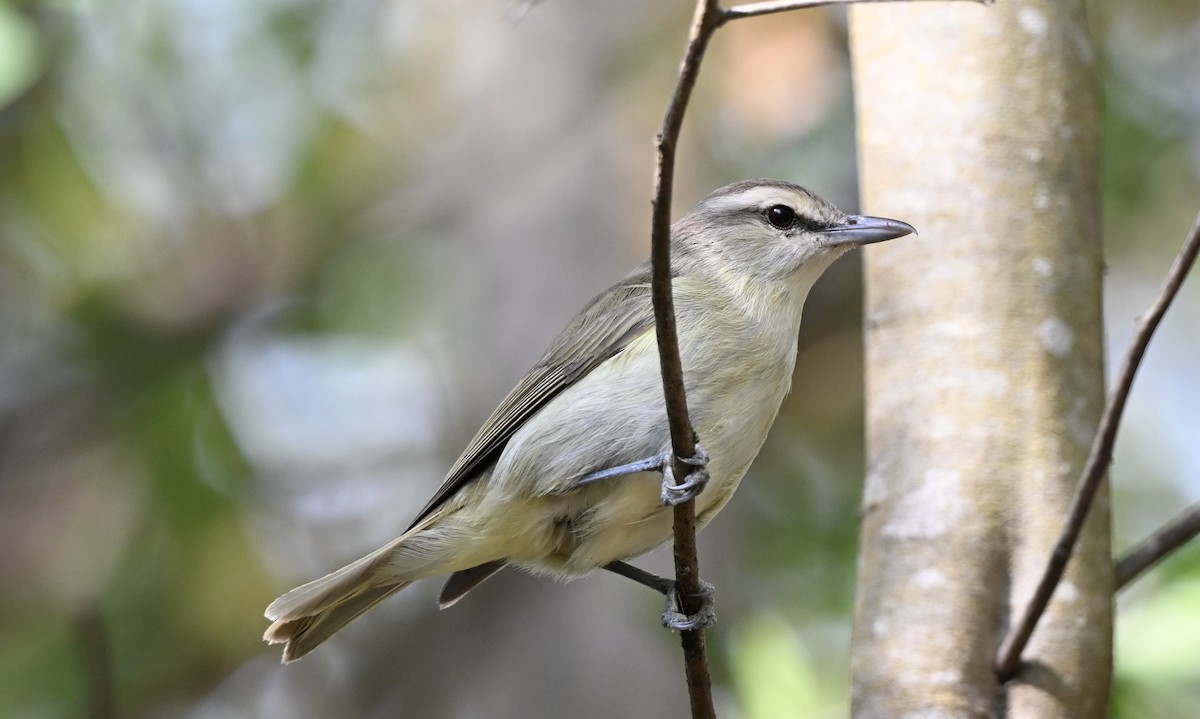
left=823, top=215, right=917, bottom=247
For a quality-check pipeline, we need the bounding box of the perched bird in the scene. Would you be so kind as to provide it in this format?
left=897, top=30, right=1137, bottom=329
left=264, top=179, right=914, bottom=662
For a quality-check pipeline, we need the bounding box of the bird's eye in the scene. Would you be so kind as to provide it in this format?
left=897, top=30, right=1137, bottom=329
left=765, top=205, right=796, bottom=230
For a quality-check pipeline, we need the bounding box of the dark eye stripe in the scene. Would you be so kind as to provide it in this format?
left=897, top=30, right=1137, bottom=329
left=793, top=215, right=824, bottom=232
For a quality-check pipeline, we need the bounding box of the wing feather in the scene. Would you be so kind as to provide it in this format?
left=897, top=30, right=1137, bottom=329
left=407, top=263, right=656, bottom=528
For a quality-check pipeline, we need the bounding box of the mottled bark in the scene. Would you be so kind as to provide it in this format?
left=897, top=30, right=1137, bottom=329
left=848, top=2, right=1112, bottom=717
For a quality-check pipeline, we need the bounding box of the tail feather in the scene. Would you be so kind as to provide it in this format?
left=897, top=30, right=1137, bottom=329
left=438, top=559, right=507, bottom=609
left=266, top=546, right=390, bottom=624
left=264, top=528, right=423, bottom=662
left=265, top=580, right=412, bottom=662
left=264, top=515, right=496, bottom=661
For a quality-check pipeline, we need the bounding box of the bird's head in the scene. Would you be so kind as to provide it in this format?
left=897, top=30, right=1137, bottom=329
left=673, top=179, right=915, bottom=286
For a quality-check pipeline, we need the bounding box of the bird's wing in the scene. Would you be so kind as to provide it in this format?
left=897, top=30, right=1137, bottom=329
left=407, top=262, right=656, bottom=528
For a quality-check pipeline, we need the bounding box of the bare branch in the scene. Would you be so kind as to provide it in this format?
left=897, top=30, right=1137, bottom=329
left=1115, top=502, right=1200, bottom=590
left=995, top=208, right=1200, bottom=680
left=723, top=0, right=992, bottom=22
left=650, top=1, right=725, bottom=715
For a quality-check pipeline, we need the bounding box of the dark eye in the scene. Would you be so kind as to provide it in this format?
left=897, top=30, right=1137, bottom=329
left=765, top=205, right=796, bottom=230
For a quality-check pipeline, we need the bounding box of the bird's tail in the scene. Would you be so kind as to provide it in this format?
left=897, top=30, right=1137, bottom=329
left=265, top=580, right=411, bottom=662
left=264, top=525, right=435, bottom=662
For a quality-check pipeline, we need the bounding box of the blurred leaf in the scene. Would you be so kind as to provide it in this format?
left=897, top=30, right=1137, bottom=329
left=0, top=614, right=79, bottom=718
left=0, top=4, right=40, bottom=108
left=1118, top=578, right=1200, bottom=679
left=730, top=613, right=840, bottom=719
left=1114, top=572, right=1200, bottom=718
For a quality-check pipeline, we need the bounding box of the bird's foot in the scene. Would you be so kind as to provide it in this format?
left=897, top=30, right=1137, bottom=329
left=662, top=578, right=717, bottom=632
left=661, top=444, right=710, bottom=506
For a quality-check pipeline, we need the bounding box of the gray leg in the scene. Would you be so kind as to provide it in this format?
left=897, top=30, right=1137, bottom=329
left=603, top=560, right=717, bottom=632
left=604, top=560, right=675, bottom=595
left=577, top=443, right=711, bottom=507
left=577, top=452, right=673, bottom=486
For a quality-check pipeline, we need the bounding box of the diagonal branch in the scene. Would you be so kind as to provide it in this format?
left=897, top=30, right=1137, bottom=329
left=995, top=208, right=1200, bottom=680
left=1115, top=501, right=1200, bottom=591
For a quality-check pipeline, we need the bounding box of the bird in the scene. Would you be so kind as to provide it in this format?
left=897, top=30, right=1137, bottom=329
left=263, top=179, right=915, bottom=662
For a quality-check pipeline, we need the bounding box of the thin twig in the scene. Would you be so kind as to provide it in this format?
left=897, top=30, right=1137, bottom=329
left=995, top=208, right=1200, bottom=680
left=1115, top=502, right=1200, bottom=590
left=723, top=0, right=992, bottom=22
left=651, top=1, right=724, bottom=716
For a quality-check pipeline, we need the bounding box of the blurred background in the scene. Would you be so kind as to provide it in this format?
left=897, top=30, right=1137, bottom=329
left=0, top=1, right=1197, bottom=717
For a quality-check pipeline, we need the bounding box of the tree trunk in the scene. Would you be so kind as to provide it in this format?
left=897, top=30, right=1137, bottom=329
left=847, top=1, right=1112, bottom=717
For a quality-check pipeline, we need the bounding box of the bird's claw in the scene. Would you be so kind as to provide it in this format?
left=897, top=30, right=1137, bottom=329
left=661, top=444, right=710, bottom=506
left=662, top=579, right=717, bottom=632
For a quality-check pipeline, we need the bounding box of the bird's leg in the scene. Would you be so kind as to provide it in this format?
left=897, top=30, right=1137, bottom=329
left=603, top=560, right=717, bottom=631
left=603, top=559, right=675, bottom=594
left=576, top=443, right=710, bottom=507
left=576, top=452, right=673, bottom=486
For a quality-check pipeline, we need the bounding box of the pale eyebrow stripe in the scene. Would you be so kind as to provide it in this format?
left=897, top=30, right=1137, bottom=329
left=706, top=195, right=830, bottom=232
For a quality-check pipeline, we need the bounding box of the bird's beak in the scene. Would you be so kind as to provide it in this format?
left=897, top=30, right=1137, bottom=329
left=823, top=215, right=917, bottom=247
